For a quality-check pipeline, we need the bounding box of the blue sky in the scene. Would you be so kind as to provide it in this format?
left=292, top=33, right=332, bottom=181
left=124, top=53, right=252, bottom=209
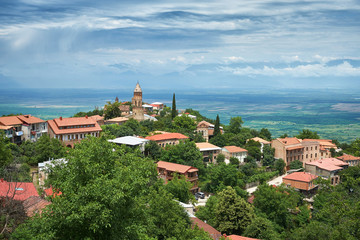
left=1, top=0, right=360, bottom=90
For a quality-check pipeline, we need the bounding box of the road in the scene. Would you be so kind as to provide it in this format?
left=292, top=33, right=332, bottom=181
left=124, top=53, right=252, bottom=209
left=246, top=173, right=288, bottom=194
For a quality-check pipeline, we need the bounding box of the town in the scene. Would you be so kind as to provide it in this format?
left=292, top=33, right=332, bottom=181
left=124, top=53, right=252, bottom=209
left=1, top=83, right=360, bottom=240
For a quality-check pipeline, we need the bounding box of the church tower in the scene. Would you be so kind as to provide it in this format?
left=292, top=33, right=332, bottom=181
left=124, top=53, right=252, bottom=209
left=131, top=82, right=144, bottom=121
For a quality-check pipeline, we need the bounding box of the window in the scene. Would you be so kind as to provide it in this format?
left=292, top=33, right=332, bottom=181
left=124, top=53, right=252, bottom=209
left=311, top=147, right=313, bottom=151
left=306, top=154, right=308, bottom=158
left=315, top=153, right=317, bottom=158
left=306, top=147, right=308, bottom=151
left=315, top=146, right=317, bottom=150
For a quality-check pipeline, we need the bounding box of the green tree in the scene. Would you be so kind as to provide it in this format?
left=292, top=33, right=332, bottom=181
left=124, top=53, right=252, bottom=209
left=195, top=195, right=218, bottom=227
left=259, top=128, right=272, bottom=141
left=295, top=129, right=320, bottom=139
left=209, top=134, right=227, bottom=148
left=33, top=135, right=66, bottom=165
left=0, top=132, right=13, bottom=169
left=164, top=173, right=195, bottom=203
left=243, top=216, right=281, bottom=240
left=262, top=145, right=275, bottom=167
left=274, top=158, right=286, bottom=175
left=227, top=116, right=244, bottom=134
left=173, top=115, right=196, bottom=134
left=279, top=133, right=288, bottom=138
left=215, top=186, right=254, bottom=235
left=101, top=124, right=134, bottom=139
left=213, top=114, right=221, bottom=136
left=229, top=157, right=240, bottom=166
left=289, top=160, right=303, bottom=169
left=171, top=93, right=177, bottom=119
left=104, top=101, right=121, bottom=120
left=144, top=140, right=162, bottom=160
left=216, top=153, right=225, bottom=164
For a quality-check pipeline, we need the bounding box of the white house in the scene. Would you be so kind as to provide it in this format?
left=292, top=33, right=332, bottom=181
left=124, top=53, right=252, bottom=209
left=222, top=146, right=248, bottom=164
left=108, top=136, right=149, bottom=152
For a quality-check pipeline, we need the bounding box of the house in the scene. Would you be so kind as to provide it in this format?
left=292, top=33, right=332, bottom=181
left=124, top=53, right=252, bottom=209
left=222, top=146, right=248, bottom=164
left=156, top=161, right=199, bottom=193
left=0, top=115, right=47, bottom=143
left=145, top=133, right=188, bottom=147
left=195, top=142, right=222, bottom=164
left=104, top=116, right=129, bottom=125
left=108, top=136, right=149, bottom=152
left=90, top=115, right=105, bottom=126
left=47, top=116, right=102, bottom=148
left=305, top=158, right=348, bottom=185
left=119, top=104, right=130, bottom=116
left=196, top=120, right=223, bottom=142
left=250, top=137, right=271, bottom=153
left=337, top=154, right=360, bottom=166
left=0, top=179, right=39, bottom=201
left=150, top=102, right=164, bottom=111
left=142, top=104, right=154, bottom=113
left=283, top=172, right=318, bottom=191
left=301, top=139, right=335, bottom=160
left=191, top=217, right=222, bottom=240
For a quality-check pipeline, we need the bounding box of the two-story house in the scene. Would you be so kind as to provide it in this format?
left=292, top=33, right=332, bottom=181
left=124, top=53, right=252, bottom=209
left=222, top=146, right=248, bottom=164
left=283, top=172, right=318, bottom=191
left=305, top=158, right=348, bottom=185
left=196, top=120, right=223, bottom=142
left=195, top=142, right=222, bottom=164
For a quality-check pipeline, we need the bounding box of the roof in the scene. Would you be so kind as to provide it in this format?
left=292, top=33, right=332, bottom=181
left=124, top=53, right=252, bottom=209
left=22, top=196, right=51, bottom=217
left=251, top=137, right=271, bottom=144
left=287, top=146, right=304, bottom=151
left=151, top=102, right=163, bottom=105
left=283, top=172, right=318, bottom=183
left=0, top=125, right=13, bottom=130
left=302, top=139, right=337, bottom=148
left=17, top=115, right=45, bottom=124
left=0, top=180, right=39, bottom=201
left=134, top=82, right=142, bottom=92
left=197, top=120, right=212, bottom=128
left=48, top=117, right=102, bottom=135
left=106, top=117, right=129, bottom=123
left=195, top=142, right=222, bottom=151
left=38, top=158, right=68, bottom=171
left=142, top=104, right=153, bottom=108
left=306, top=158, right=349, bottom=171
left=0, top=116, right=23, bottom=126
left=223, top=146, right=248, bottom=153
left=157, top=161, right=198, bottom=174
left=44, top=187, right=62, bottom=198
left=278, top=137, right=301, bottom=145
left=108, top=136, right=149, bottom=146
left=191, top=217, right=222, bottom=240
left=227, top=235, right=260, bottom=240
left=145, top=133, right=188, bottom=141
left=337, top=154, right=360, bottom=162
left=119, top=105, right=130, bottom=111
left=90, top=115, right=104, bottom=121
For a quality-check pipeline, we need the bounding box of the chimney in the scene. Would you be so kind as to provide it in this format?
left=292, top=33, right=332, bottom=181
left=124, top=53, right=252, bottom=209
left=85, top=115, right=88, bottom=119
left=0, top=178, right=4, bottom=183
left=60, top=116, right=62, bottom=120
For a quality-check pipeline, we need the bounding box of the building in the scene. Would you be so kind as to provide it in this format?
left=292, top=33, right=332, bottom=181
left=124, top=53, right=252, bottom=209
left=272, top=137, right=337, bottom=170
left=47, top=116, right=102, bottom=148
left=337, top=154, right=360, bottom=166
left=0, top=179, right=39, bottom=201
left=156, top=161, right=199, bottom=193
left=191, top=217, right=222, bottom=240
left=283, top=172, right=318, bottom=191
left=250, top=137, right=271, bottom=153
left=196, top=120, right=223, bottom=142
left=226, top=235, right=260, bottom=240
left=195, top=142, right=222, bottom=163
left=90, top=115, right=105, bottom=126
left=149, top=102, right=164, bottom=111
left=119, top=104, right=130, bottom=116
left=222, top=146, right=248, bottom=164
left=0, top=115, right=47, bottom=143
left=104, top=116, right=129, bottom=125
left=131, top=82, right=145, bottom=121
left=142, top=104, right=154, bottom=113
left=305, top=158, right=348, bottom=185
left=145, top=133, right=188, bottom=147
left=108, top=136, right=149, bottom=152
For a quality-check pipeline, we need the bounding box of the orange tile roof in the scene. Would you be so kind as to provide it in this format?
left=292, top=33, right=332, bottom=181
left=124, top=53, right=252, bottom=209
left=191, top=217, right=221, bottom=240
left=157, top=161, right=198, bottom=174
left=0, top=116, right=23, bottom=126
left=90, top=115, right=104, bottom=121
left=53, top=116, right=97, bottom=127
left=48, top=117, right=102, bottom=135
left=224, top=146, right=248, bottom=153
left=17, top=115, right=45, bottom=124
left=337, top=154, right=360, bottom=161
left=23, top=196, right=51, bottom=217
left=283, top=172, right=318, bottom=183
left=197, top=120, right=211, bottom=128
left=279, top=137, right=301, bottom=145
left=0, top=180, right=39, bottom=201
left=195, top=142, right=221, bottom=150
left=106, top=117, right=129, bottom=122
left=44, top=187, right=62, bottom=198
left=145, top=133, right=188, bottom=141
left=0, top=125, right=13, bottom=130
left=286, top=146, right=304, bottom=151
left=227, top=235, right=260, bottom=240
left=306, top=158, right=349, bottom=171
left=251, top=137, right=271, bottom=144
left=303, top=139, right=336, bottom=148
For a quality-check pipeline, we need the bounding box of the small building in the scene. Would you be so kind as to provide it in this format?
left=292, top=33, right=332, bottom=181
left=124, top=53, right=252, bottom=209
left=90, top=115, right=105, bottom=126
left=47, top=116, right=102, bottom=148
left=305, top=158, right=348, bottom=185
left=283, top=172, right=318, bottom=191
left=156, top=161, right=199, bottom=193
left=196, top=120, right=223, bottom=142
left=195, top=142, right=222, bottom=164
left=336, top=154, right=360, bottom=166
left=250, top=137, right=271, bottom=153
left=119, top=104, right=130, bottom=116
left=108, top=136, right=149, bottom=152
left=0, top=179, right=39, bottom=201
left=104, top=116, right=129, bottom=125
left=150, top=102, right=164, bottom=111
left=142, top=104, right=154, bottom=113
left=145, top=133, right=188, bottom=147
left=222, top=146, right=248, bottom=164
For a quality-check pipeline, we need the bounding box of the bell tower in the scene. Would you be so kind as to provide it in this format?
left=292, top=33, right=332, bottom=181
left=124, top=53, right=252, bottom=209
left=131, top=82, right=144, bottom=121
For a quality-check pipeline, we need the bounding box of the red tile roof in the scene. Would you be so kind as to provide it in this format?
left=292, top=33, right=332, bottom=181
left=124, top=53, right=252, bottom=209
left=22, top=196, right=51, bottom=217
left=224, top=146, right=248, bottom=153
left=191, top=217, right=222, bottom=240
left=145, top=133, right=188, bottom=141
left=286, top=146, right=304, bottom=151
left=0, top=116, right=23, bottom=126
left=227, top=235, right=259, bottom=240
left=279, top=137, right=301, bottom=145
left=44, top=187, right=62, bottom=198
left=157, top=161, right=198, bottom=174
left=48, top=117, right=102, bottom=135
left=306, top=158, right=349, bottom=171
left=17, top=115, right=45, bottom=124
left=0, top=180, right=39, bottom=201
left=302, top=139, right=336, bottom=148
left=90, top=115, right=104, bottom=121
left=251, top=137, right=271, bottom=144
left=197, top=120, right=212, bottom=128
left=337, top=154, right=360, bottom=161
left=196, top=142, right=222, bottom=151
left=283, top=172, right=318, bottom=183
left=0, top=125, right=13, bottom=130
left=53, top=116, right=96, bottom=127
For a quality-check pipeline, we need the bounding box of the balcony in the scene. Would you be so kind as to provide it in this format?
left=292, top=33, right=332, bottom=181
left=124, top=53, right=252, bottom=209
left=15, top=131, right=23, bottom=136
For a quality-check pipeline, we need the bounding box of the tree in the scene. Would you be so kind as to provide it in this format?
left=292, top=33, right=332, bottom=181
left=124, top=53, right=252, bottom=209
left=0, top=132, right=13, bottom=169
left=229, top=157, right=240, bottom=166
left=243, top=216, right=281, bottom=240
left=104, top=101, right=121, bottom=120
left=216, top=154, right=225, bottom=164
left=295, top=129, right=320, bottom=139
left=289, top=160, right=303, bottom=169
left=209, top=134, right=227, bottom=148
left=274, top=158, right=286, bottom=175
left=259, top=128, right=272, bottom=141
left=32, top=134, right=66, bottom=165
left=195, top=195, right=218, bottom=227
left=279, top=133, right=288, bottom=138
left=262, top=145, right=275, bottom=167
left=227, top=117, right=244, bottom=134
left=144, top=141, right=162, bottom=160
left=173, top=115, right=196, bottom=135
left=213, top=115, right=221, bottom=136
left=171, top=93, right=177, bottom=119
left=164, top=173, right=195, bottom=204
left=215, top=186, right=254, bottom=235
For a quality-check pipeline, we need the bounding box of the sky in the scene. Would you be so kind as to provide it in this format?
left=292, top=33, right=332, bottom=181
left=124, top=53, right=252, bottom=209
left=0, top=0, right=360, bottom=90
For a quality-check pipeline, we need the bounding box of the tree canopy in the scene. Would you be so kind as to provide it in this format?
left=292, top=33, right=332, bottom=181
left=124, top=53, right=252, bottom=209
left=296, top=129, right=320, bottom=139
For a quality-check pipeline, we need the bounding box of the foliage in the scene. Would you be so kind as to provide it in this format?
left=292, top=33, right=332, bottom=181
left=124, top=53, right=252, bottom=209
left=289, top=160, right=303, bottom=169
left=274, top=158, right=286, bottom=175
left=344, top=138, right=360, bottom=156
left=243, top=216, right=281, bottom=240
left=259, top=128, right=272, bottom=141
left=262, top=145, right=275, bottom=167
left=171, top=93, right=177, bottom=119
left=73, top=107, right=103, bottom=117
left=101, top=124, right=135, bottom=139
left=0, top=132, right=13, bottom=169
left=164, top=173, right=195, bottom=204
left=246, top=171, right=278, bottom=184
left=144, top=140, right=162, bottom=160
left=213, top=115, right=221, bottom=136
left=103, top=101, right=121, bottom=120
left=215, top=186, right=254, bottom=235
left=209, top=134, right=227, bottom=147
left=195, top=196, right=218, bottom=227
left=227, top=116, right=244, bottom=134
left=229, top=157, right=240, bottom=166
left=295, top=129, right=320, bottom=139
left=216, top=153, right=225, bottom=164
left=32, top=135, right=66, bottom=165
left=172, top=115, right=196, bottom=135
